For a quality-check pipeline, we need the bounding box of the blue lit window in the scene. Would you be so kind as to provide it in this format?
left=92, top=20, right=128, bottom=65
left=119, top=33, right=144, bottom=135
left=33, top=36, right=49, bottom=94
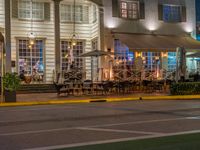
left=114, top=39, right=134, bottom=64
left=168, top=52, right=176, bottom=72
left=163, top=5, right=181, bottom=22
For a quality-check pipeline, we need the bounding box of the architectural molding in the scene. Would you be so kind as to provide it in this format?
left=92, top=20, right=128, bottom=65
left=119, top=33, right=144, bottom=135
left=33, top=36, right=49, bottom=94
left=53, top=0, right=61, bottom=73
left=5, top=0, right=11, bottom=72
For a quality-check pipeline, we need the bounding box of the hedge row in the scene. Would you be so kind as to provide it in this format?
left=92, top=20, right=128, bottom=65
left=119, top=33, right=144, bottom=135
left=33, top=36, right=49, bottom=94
left=170, top=82, right=200, bottom=95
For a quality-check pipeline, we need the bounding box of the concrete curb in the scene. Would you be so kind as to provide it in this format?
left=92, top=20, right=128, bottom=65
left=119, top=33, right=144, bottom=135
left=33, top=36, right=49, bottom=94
left=0, top=95, right=200, bottom=107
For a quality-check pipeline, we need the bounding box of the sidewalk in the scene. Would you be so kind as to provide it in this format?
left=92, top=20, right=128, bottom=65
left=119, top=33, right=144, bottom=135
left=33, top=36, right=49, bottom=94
left=0, top=92, right=200, bottom=107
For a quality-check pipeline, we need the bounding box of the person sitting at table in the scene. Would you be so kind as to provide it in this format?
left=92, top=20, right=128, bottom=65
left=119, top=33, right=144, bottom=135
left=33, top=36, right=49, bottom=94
left=19, top=70, right=25, bottom=82
left=32, top=68, right=40, bottom=82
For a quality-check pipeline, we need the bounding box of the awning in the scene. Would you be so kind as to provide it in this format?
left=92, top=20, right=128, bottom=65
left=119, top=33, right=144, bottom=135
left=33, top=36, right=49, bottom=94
left=114, top=33, right=200, bottom=51
left=187, top=52, right=200, bottom=57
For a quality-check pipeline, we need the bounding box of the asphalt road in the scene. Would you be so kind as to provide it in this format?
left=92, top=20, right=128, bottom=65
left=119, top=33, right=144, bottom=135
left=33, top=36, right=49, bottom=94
left=0, top=100, right=200, bottom=150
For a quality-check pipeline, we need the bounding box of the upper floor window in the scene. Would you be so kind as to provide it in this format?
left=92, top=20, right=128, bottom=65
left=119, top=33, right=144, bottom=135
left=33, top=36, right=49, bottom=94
left=120, top=1, right=139, bottom=19
left=18, top=0, right=44, bottom=20
left=60, top=4, right=89, bottom=23
left=92, top=5, right=97, bottom=23
left=163, top=5, right=181, bottom=22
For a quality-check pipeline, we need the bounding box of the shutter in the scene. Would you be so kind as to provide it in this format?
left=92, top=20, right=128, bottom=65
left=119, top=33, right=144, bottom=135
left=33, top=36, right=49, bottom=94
left=44, top=3, right=50, bottom=21
left=112, top=0, right=119, bottom=17
left=12, top=0, right=18, bottom=18
left=82, top=6, right=89, bottom=23
left=158, top=4, right=163, bottom=20
left=181, top=6, right=186, bottom=22
left=139, top=2, right=145, bottom=19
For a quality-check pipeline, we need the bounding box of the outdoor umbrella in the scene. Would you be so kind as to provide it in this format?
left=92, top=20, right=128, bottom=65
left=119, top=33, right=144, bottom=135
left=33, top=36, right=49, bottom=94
left=80, top=50, right=114, bottom=81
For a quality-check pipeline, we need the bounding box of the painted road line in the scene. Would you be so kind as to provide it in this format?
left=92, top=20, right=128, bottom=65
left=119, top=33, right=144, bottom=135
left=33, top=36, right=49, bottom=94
left=86, top=117, right=186, bottom=128
left=76, top=127, right=163, bottom=135
left=24, top=129, right=200, bottom=150
left=0, top=117, right=185, bottom=136
left=0, top=105, right=76, bottom=113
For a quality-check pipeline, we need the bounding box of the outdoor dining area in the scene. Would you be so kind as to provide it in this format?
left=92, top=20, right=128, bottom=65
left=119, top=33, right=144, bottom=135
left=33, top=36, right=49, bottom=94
left=54, top=71, right=172, bottom=96
left=53, top=50, right=174, bottom=96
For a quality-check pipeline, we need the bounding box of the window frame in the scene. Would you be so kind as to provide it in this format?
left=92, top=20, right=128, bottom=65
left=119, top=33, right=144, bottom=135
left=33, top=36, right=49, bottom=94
left=18, top=0, right=45, bottom=21
left=119, top=0, right=140, bottom=20
left=17, top=38, right=46, bottom=82
left=162, top=4, right=182, bottom=23
left=60, top=40, right=85, bottom=71
left=60, top=3, right=89, bottom=24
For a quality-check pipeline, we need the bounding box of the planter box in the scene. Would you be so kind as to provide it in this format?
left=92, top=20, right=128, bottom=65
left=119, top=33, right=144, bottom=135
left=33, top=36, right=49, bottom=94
left=5, top=90, right=16, bottom=102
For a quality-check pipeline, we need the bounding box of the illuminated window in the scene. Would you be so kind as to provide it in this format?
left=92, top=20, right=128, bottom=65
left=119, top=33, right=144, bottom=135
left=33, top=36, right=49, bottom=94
left=120, top=1, right=139, bottom=19
left=18, top=39, right=44, bottom=78
left=61, top=41, right=84, bottom=71
left=142, top=52, right=161, bottom=71
left=18, top=0, right=44, bottom=20
left=163, top=5, right=181, bottom=22
left=168, top=52, right=176, bottom=72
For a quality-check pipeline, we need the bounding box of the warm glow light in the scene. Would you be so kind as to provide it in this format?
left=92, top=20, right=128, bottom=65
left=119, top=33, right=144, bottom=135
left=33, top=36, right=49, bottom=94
left=144, top=18, right=160, bottom=31
left=29, top=40, right=34, bottom=45
left=28, top=45, right=32, bottom=49
left=142, top=57, right=145, bottom=61
left=156, top=70, right=159, bottom=78
left=155, top=56, right=159, bottom=60
left=72, top=41, right=76, bottom=46
left=65, top=54, right=68, bottom=58
left=106, top=19, right=117, bottom=29
left=136, top=52, right=142, bottom=57
left=162, top=52, right=168, bottom=58
left=184, top=25, right=193, bottom=33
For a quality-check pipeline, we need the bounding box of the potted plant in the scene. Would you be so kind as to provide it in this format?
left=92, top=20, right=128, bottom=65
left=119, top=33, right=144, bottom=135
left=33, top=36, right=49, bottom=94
left=3, top=73, right=21, bottom=102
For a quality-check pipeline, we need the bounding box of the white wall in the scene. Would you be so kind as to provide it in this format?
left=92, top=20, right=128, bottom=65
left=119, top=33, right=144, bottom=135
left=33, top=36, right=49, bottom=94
left=9, top=0, right=101, bottom=83
left=11, top=0, right=55, bottom=83
left=60, top=0, right=100, bottom=80
left=103, top=0, right=196, bottom=35
left=0, top=0, right=4, bottom=29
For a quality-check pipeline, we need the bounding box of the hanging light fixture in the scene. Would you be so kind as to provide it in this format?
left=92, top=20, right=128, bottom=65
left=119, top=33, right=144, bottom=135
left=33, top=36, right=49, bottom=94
left=65, top=0, right=78, bottom=70
left=70, top=0, right=79, bottom=47
left=28, top=0, right=36, bottom=48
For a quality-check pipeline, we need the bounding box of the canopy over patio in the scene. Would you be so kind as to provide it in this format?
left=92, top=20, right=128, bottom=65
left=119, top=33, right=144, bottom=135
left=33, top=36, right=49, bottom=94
left=114, top=33, right=200, bottom=51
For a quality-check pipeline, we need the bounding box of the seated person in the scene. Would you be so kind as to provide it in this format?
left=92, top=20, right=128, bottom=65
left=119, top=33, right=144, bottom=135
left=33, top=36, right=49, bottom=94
left=32, top=68, right=40, bottom=82
left=19, top=70, right=25, bottom=81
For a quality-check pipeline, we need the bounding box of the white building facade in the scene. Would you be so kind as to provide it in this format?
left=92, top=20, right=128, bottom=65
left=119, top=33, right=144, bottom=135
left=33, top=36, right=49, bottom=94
left=0, top=0, right=103, bottom=83
left=1, top=0, right=200, bottom=83
left=103, top=0, right=200, bottom=80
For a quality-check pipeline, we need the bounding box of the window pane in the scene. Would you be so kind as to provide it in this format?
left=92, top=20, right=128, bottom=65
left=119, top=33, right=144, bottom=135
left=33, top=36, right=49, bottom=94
left=18, top=0, right=44, bottom=20
left=32, top=2, right=44, bottom=20
left=163, top=5, right=181, bottom=22
left=18, top=39, right=44, bottom=79
left=61, top=41, right=84, bottom=71
left=120, top=1, right=138, bottom=19
left=60, top=4, right=72, bottom=22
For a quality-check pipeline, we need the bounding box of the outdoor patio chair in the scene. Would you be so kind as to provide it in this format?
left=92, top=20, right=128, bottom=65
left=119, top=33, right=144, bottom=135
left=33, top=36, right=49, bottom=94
left=82, top=80, right=92, bottom=95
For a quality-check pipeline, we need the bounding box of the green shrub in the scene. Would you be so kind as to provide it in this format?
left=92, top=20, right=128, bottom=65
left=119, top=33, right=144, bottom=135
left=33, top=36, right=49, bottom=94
left=3, top=73, right=21, bottom=92
left=170, top=82, right=200, bottom=95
